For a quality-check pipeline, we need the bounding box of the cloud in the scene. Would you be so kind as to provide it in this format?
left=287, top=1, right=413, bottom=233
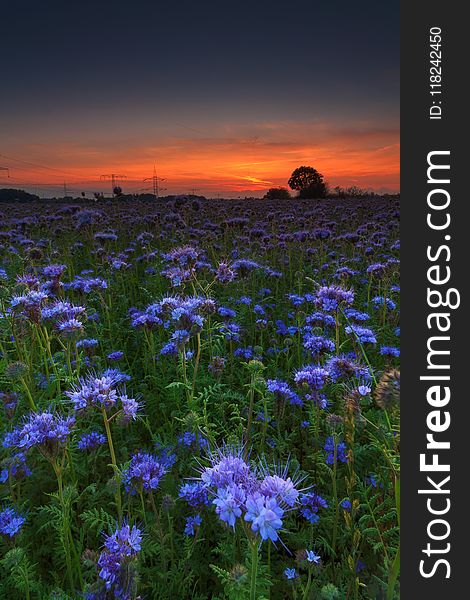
left=2, top=118, right=399, bottom=195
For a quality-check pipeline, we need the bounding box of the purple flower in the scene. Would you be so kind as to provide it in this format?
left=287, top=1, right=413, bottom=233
left=294, top=365, right=329, bottom=391
left=266, top=379, right=303, bottom=407
left=122, top=452, right=167, bottom=493
left=244, top=493, right=284, bottom=542
left=324, top=436, right=348, bottom=465
left=200, top=447, right=255, bottom=490
left=326, top=354, right=370, bottom=382
left=284, top=567, right=297, bottom=580
left=315, top=285, right=354, bottom=312
left=179, top=482, right=210, bottom=507
left=213, top=485, right=245, bottom=528
left=372, top=296, right=396, bottom=311
left=177, top=431, right=208, bottom=452
left=184, top=514, right=202, bottom=536
left=299, top=490, right=328, bottom=524
left=344, top=308, right=370, bottom=323
left=380, top=346, right=400, bottom=357
left=76, top=338, right=99, bottom=351
left=345, top=325, right=377, bottom=345
left=57, top=317, right=84, bottom=337
left=98, top=523, right=142, bottom=594
left=0, top=506, right=25, bottom=538
left=3, top=410, right=75, bottom=456
left=77, top=431, right=106, bottom=451
left=66, top=374, right=140, bottom=418
left=303, top=334, right=335, bottom=356
left=259, top=474, right=299, bottom=508
left=216, top=261, right=236, bottom=283
left=67, top=375, right=118, bottom=410
left=0, top=451, right=31, bottom=483
left=65, top=276, right=107, bottom=293
left=306, top=550, right=321, bottom=564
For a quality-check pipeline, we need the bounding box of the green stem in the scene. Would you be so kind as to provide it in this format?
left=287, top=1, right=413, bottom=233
left=52, top=461, right=75, bottom=591
left=102, top=409, right=122, bottom=523
left=20, top=377, right=37, bottom=411
left=249, top=540, right=259, bottom=600
left=302, top=570, right=312, bottom=600
left=331, top=438, right=339, bottom=561
left=191, top=332, right=202, bottom=400
left=386, top=476, right=400, bottom=600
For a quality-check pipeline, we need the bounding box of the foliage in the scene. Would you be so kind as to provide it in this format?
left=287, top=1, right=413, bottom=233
left=0, top=196, right=400, bottom=598
left=288, top=166, right=327, bottom=198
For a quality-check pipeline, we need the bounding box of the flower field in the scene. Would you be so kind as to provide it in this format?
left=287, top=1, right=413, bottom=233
left=0, top=197, right=400, bottom=599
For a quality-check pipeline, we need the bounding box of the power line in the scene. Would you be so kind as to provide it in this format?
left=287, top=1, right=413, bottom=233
left=100, top=173, right=127, bottom=196
left=0, top=153, right=81, bottom=179
left=143, top=165, right=165, bottom=199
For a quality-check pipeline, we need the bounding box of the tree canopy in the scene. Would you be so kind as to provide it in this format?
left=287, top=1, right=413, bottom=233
left=288, top=166, right=327, bottom=198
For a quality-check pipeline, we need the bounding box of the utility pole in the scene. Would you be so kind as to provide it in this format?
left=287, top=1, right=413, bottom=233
left=0, top=167, right=10, bottom=178
left=190, top=188, right=199, bottom=196
left=143, top=165, right=165, bottom=199
left=63, top=181, right=67, bottom=198
left=100, top=173, right=127, bottom=196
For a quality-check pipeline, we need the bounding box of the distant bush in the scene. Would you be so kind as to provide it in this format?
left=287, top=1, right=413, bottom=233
left=263, top=187, right=291, bottom=200
left=0, top=188, right=40, bottom=203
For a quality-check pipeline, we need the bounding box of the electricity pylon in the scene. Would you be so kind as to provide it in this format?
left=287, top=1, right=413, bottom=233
left=100, top=174, right=127, bottom=196
left=143, top=165, right=165, bottom=199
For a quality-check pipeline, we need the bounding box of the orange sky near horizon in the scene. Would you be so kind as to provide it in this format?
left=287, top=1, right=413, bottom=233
left=1, top=121, right=399, bottom=197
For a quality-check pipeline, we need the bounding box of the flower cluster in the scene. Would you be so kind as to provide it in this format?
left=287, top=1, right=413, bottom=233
left=122, top=451, right=168, bottom=494
left=315, top=285, right=354, bottom=312
left=196, top=447, right=304, bottom=543
left=266, top=379, right=302, bottom=407
left=97, top=523, right=142, bottom=597
left=77, top=431, right=106, bottom=451
left=0, top=506, right=26, bottom=538
left=66, top=374, right=140, bottom=421
left=3, top=410, right=75, bottom=459
left=324, top=436, right=348, bottom=465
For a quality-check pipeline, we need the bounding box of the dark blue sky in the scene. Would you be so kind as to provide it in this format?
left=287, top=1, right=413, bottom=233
left=0, top=0, right=400, bottom=196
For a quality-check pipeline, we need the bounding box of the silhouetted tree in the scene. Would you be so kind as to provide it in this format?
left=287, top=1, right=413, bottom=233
left=263, top=187, right=291, bottom=200
left=288, top=166, right=327, bottom=198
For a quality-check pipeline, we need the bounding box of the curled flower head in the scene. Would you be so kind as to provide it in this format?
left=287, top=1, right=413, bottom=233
left=66, top=374, right=140, bottom=419
left=122, top=452, right=167, bottom=494
left=200, top=446, right=255, bottom=491
left=97, top=523, right=142, bottom=595
left=3, top=410, right=75, bottom=460
left=315, top=285, right=354, bottom=312
left=184, top=514, right=202, bottom=536
left=77, top=431, right=106, bottom=452
left=294, top=365, right=329, bottom=391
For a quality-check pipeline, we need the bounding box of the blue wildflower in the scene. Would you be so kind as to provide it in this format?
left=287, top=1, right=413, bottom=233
left=0, top=506, right=25, bottom=538
left=184, top=514, right=202, bottom=536
left=244, top=493, right=284, bottom=542
left=324, top=436, right=348, bottom=465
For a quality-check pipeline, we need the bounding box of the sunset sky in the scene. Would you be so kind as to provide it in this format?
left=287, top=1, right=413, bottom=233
left=1, top=1, right=399, bottom=198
